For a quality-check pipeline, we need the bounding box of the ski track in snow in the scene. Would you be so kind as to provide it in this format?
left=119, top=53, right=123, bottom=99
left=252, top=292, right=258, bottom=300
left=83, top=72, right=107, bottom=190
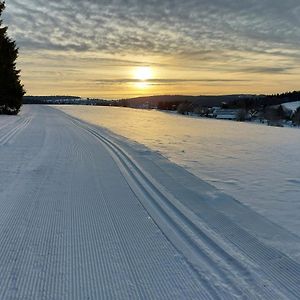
left=0, top=105, right=299, bottom=299
left=56, top=105, right=300, bottom=238
left=0, top=116, right=31, bottom=145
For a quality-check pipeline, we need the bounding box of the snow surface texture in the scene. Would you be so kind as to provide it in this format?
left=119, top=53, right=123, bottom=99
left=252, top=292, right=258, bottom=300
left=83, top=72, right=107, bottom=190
left=0, top=106, right=205, bottom=299
left=57, top=105, right=300, bottom=237
left=1, top=105, right=300, bottom=299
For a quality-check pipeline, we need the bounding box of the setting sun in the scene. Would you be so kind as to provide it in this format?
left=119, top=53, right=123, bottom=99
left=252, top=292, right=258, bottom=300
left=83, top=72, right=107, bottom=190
left=134, top=66, right=153, bottom=81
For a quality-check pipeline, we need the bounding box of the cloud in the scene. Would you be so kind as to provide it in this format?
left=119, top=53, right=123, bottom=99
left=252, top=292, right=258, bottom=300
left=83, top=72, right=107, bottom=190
left=94, top=78, right=250, bottom=84
left=4, top=0, right=300, bottom=59
left=239, top=66, right=294, bottom=74
left=2, top=0, right=300, bottom=97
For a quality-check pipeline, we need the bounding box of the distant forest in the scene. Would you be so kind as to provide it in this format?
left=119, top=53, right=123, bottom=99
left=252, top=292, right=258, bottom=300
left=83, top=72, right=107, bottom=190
left=23, top=91, right=300, bottom=126
left=23, top=90, right=300, bottom=111
left=152, top=91, right=300, bottom=112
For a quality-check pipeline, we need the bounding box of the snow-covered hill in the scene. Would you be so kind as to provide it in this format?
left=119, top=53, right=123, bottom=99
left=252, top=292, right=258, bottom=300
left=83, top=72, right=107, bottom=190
left=58, top=105, right=300, bottom=237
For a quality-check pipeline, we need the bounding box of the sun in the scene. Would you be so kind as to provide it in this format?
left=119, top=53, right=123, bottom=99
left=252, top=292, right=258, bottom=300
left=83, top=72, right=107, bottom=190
left=134, top=66, right=153, bottom=81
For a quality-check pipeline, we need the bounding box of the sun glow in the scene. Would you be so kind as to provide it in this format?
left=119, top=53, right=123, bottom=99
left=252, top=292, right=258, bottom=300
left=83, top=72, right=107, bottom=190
left=135, top=81, right=150, bottom=89
left=134, top=66, right=153, bottom=81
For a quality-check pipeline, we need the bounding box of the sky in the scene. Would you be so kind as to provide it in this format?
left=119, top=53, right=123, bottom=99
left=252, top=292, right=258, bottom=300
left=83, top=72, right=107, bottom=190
left=3, top=0, right=300, bottom=99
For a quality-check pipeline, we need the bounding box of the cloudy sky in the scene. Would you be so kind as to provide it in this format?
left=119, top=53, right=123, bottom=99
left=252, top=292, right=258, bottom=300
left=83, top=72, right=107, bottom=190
left=3, top=0, right=300, bottom=98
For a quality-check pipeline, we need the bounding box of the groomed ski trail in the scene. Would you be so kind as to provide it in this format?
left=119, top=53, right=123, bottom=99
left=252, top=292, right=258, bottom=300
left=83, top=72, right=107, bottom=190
left=65, top=109, right=300, bottom=300
left=0, top=105, right=299, bottom=299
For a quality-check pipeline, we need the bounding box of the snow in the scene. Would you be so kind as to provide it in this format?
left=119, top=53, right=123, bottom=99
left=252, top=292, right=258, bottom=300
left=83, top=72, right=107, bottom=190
left=57, top=105, right=300, bottom=237
left=0, top=106, right=207, bottom=299
left=1, top=105, right=300, bottom=299
left=282, top=101, right=300, bottom=112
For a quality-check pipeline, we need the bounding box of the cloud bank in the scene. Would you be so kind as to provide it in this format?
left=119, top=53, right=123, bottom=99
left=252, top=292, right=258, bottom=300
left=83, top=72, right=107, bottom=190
left=3, top=0, right=300, bottom=97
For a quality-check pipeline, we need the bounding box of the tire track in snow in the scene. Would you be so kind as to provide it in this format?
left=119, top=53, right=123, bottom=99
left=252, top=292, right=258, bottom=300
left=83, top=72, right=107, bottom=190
left=67, top=115, right=300, bottom=299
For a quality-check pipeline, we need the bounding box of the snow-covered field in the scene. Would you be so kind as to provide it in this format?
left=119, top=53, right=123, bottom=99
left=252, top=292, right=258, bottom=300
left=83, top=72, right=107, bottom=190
left=1, top=105, right=300, bottom=299
left=57, top=105, right=300, bottom=237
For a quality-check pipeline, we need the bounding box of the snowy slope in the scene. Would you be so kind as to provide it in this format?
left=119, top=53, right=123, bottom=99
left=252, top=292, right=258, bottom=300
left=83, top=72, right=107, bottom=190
left=57, top=105, right=300, bottom=238
left=0, top=105, right=299, bottom=299
left=282, top=101, right=300, bottom=112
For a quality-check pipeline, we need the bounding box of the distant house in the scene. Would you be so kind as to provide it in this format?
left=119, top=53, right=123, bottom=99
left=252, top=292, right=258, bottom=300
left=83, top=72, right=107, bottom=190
left=281, top=101, right=300, bottom=118
left=213, top=109, right=239, bottom=120
left=269, top=101, right=300, bottom=119
left=207, top=107, right=220, bottom=118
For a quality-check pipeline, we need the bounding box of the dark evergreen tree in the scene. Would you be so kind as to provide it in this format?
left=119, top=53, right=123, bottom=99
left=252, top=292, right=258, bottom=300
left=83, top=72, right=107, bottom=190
left=0, top=1, right=24, bottom=115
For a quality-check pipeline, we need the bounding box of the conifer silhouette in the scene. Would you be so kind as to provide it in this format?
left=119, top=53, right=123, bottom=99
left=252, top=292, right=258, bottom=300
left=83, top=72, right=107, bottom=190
left=0, top=1, right=24, bottom=115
